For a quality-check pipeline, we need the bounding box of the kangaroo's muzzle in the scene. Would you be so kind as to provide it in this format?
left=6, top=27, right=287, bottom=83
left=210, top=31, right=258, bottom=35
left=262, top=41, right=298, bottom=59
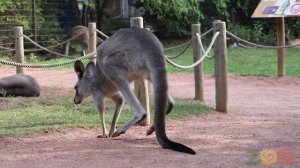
left=74, top=97, right=82, bottom=104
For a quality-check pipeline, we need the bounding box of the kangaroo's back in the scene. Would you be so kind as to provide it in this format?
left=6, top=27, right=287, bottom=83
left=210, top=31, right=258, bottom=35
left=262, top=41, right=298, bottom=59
left=97, top=28, right=165, bottom=73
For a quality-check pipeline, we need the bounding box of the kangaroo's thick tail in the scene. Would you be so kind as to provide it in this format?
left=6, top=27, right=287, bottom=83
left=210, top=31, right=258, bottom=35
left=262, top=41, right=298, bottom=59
left=151, top=67, right=196, bottom=155
left=160, top=137, right=196, bottom=155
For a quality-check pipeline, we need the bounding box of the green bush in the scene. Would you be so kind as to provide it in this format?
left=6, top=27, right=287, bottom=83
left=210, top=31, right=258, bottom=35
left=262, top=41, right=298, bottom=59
left=141, top=0, right=203, bottom=38
left=140, top=0, right=299, bottom=42
left=227, top=23, right=276, bottom=44
left=0, top=1, right=65, bottom=47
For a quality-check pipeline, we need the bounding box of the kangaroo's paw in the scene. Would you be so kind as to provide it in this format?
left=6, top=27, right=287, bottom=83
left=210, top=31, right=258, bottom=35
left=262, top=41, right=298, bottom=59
left=111, top=129, right=126, bottom=137
left=146, top=125, right=155, bottom=136
left=108, top=127, right=116, bottom=137
left=108, top=129, right=115, bottom=137
left=97, top=134, right=108, bottom=138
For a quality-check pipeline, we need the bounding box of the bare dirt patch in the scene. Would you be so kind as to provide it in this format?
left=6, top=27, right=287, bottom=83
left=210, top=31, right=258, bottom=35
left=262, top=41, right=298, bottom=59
left=1, top=66, right=300, bottom=168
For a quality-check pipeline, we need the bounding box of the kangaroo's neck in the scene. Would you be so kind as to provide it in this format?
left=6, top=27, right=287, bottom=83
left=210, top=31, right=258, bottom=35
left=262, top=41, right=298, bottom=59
left=91, top=66, right=118, bottom=96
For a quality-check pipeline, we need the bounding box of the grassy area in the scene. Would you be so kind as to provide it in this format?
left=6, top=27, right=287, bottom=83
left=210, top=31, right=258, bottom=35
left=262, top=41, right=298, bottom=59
left=1, top=45, right=299, bottom=137
left=165, top=47, right=300, bottom=76
left=1, top=47, right=300, bottom=76
left=0, top=90, right=209, bottom=137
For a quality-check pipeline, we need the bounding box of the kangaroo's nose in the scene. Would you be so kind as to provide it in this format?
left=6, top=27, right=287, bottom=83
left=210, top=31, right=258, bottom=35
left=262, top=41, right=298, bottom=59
left=74, top=98, right=81, bottom=104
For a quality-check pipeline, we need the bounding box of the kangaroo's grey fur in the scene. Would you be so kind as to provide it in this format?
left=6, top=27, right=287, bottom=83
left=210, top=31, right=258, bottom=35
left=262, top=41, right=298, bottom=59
left=0, top=74, right=40, bottom=97
left=74, top=61, right=124, bottom=138
left=74, top=28, right=196, bottom=154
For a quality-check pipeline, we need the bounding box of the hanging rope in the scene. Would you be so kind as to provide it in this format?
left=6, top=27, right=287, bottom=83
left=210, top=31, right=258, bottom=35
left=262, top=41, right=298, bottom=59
left=0, top=45, right=15, bottom=52
left=1, top=29, right=94, bottom=53
left=197, top=30, right=215, bottom=59
left=227, top=31, right=300, bottom=49
left=0, top=51, right=96, bottom=68
left=164, top=28, right=213, bottom=51
left=164, top=28, right=214, bottom=59
left=96, top=29, right=109, bottom=39
left=165, top=39, right=192, bottom=59
left=22, top=34, right=74, bottom=58
left=165, top=31, right=220, bottom=69
left=24, top=30, right=88, bottom=52
left=164, top=40, right=192, bottom=51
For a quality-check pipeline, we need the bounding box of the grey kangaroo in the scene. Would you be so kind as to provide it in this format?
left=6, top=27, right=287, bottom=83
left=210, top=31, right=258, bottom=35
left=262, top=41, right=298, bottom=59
left=63, top=25, right=103, bottom=55
left=0, top=74, right=40, bottom=97
left=73, top=28, right=196, bottom=154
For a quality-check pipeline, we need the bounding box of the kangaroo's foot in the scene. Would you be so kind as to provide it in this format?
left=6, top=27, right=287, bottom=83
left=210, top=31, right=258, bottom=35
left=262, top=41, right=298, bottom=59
left=146, top=125, right=155, bottom=136
left=109, top=127, right=116, bottom=137
left=97, top=134, right=109, bottom=138
left=111, top=129, right=126, bottom=137
left=112, top=114, right=146, bottom=138
left=97, top=131, right=109, bottom=138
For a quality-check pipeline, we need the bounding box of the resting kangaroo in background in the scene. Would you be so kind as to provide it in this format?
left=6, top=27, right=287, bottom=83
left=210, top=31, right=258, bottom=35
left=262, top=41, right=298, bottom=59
left=0, top=74, right=40, bottom=97
left=63, top=25, right=103, bottom=55
left=74, top=28, right=196, bottom=154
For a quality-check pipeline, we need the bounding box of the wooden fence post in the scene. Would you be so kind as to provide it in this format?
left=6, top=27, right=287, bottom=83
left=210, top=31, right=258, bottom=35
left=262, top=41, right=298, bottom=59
left=14, top=26, right=24, bottom=74
left=276, top=17, right=285, bottom=77
left=213, top=21, right=228, bottom=113
left=88, top=22, right=97, bottom=63
left=192, top=24, right=204, bottom=102
left=130, top=17, right=150, bottom=126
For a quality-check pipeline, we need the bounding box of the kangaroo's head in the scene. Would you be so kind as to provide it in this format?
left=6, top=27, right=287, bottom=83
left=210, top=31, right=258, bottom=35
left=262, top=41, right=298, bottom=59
left=73, top=61, right=95, bottom=104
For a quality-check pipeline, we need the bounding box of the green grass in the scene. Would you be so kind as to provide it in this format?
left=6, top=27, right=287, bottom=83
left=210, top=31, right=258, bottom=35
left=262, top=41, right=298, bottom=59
left=0, top=91, right=209, bottom=137
left=165, top=47, right=300, bottom=76
left=1, top=47, right=299, bottom=76
left=1, top=45, right=299, bottom=137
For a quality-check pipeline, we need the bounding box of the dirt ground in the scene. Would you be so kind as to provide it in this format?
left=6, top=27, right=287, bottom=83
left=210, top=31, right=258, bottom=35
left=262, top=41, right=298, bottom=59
left=0, top=66, right=299, bottom=168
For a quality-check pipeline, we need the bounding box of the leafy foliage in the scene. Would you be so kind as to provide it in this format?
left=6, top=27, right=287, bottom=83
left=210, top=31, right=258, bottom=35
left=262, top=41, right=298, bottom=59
left=141, top=0, right=203, bottom=37
left=141, top=0, right=299, bottom=41
left=0, top=0, right=65, bottom=47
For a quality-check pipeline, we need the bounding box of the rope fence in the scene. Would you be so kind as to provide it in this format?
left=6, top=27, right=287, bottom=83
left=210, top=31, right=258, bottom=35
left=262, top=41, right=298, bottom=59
left=0, top=51, right=96, bottom=68
left=22, top=34, right=74, bottom=58
left=24, top=31, right=88, bottom=52
left=0, top=19, right=230, bottom=114
left=164, top=40, right=192, bottom=51
left=0, top=30, right=88, bottom=53
left=1, top=18, right=299, bottom=115
left=227, top=31, right=300, bottom=49
left=0, top=46, right=15, bottom=52
left=164, top=28, right=214, bottom=59
left=1, top=23, right=298, bottom=72
left=0, top=28, right=110, bottom=54
left=1, top=25, right=216, bottom=69
left=165, top=39, right=192, bottom=59
left=96, top=29, right=109, bottom=39
left=165, top=31, right=220, bottom=69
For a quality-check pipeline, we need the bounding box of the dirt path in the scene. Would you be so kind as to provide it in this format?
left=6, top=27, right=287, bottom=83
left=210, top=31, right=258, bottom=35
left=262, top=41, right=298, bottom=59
left=0, top=66, right=300, bottom=168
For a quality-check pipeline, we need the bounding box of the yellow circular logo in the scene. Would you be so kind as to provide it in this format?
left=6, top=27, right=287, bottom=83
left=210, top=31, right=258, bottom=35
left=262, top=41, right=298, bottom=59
left=259, top=150, right=277, bottom=166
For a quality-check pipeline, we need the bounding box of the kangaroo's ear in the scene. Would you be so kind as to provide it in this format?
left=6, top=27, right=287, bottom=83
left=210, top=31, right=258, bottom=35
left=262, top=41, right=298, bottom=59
left=85, top=62, right=96, bottom=78
left=74, top=61, right=85, bottom=78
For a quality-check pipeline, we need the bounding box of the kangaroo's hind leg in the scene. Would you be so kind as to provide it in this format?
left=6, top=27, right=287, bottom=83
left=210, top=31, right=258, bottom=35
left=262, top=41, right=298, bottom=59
left=101, top=67, right=146, bottom=137
left=146, top=96, right=174, bottom=136
left=109, top=93, right=124, bottom=137
left=63, top=41, right=70, bottom=55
